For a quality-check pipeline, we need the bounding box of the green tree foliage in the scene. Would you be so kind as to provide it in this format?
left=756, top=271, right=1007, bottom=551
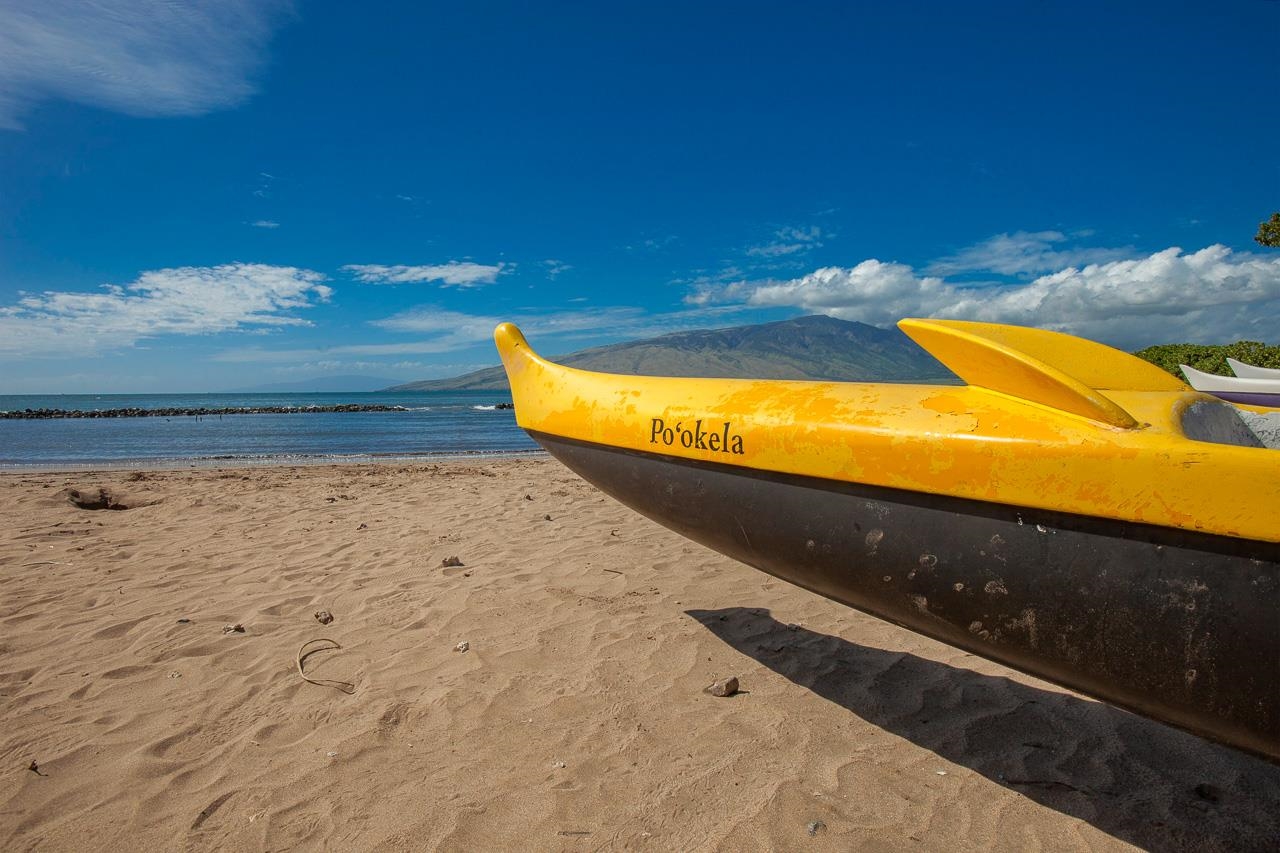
left=1135, top=341, right=1280, bottom=378
left=1256, top=212, right=1280, bottom=248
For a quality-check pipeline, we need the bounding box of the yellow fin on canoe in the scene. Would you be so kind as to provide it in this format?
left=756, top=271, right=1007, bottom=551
left=899, top=319, right=1188, bottom=428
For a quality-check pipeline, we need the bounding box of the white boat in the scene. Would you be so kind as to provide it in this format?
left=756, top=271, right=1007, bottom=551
left=1180, top=363, right=1280, bottom=407
left=1227, top=357, right=1280, bottom=380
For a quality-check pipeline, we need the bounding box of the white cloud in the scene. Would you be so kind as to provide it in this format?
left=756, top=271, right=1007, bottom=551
left=251, top=220, right=280, bottom=229
left=0, top=1, right=291, bottom=130
left=690, top=244, right=1280, bottom=348
left=0, top=263, right=331, bottom=355
left=343, top=262, right=507, bottom=288
left=706, top=260, right=949, bottom=320
left=927, top=230, right=1131, bottom=276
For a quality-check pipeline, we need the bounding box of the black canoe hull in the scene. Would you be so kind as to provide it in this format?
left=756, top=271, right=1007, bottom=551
left=530, top=431, right=1280, bottom=763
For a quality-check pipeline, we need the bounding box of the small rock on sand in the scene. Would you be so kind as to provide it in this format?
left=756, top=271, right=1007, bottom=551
left=704, top=676, right=739, bottom=697
left=454, top=641, right=470, bottom=653
left=1195, top=783, right=1223, bottom=803
left=315, top=610, right=334, bottom=625
left=222, top=623, right=245, bottom=634
left=441, top=556, right=464, bottom=567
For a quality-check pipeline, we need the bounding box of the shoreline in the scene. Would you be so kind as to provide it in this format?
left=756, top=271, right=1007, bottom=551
left=0, top=403, right=516, bottom=420
left=0, top=447, right=548, bottom=475
left=0, top=404, right=418, bottom=419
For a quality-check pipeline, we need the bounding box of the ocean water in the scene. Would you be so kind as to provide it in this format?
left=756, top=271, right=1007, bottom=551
left=0, top=391, right=540, bottom=469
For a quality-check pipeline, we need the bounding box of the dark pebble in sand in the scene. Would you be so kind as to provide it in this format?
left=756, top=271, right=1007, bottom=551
left=62, top=486, right=156, bottom=511
left=1194, top=783, right=1223, bottom=803
left=441, top=556, right=464, bottom=567
left=315, top=610, right=334, bottom=625
left=807, top=819, right=826, bottom=836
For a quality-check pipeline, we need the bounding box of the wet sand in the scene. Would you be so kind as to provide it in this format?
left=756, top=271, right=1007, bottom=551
left=1, top=459, right=1276, bottom=851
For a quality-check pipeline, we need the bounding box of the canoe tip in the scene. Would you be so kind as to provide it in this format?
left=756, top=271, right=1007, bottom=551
left=493, top=322, right=529, bottom=351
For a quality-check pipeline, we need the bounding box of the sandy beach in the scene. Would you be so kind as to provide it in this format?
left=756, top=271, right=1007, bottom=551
left=1, top=458, right=1276, bottom=852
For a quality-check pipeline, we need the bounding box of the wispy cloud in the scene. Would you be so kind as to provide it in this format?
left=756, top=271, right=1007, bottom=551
left=252, top=172, right=277, bottom=199
left=266, top=359, right=430, bottom=376
left=370, top=307, right=504, bottom=342
left=675, top=224, right=829, bottom=290
left=366, top=306, right=663, bottom=347
left=0, top=1, right=292, bottom=130
left=542, top=259, right=572, bottom=280
left=0, top=263, right=331, bottom=356
left=215, top=304, right=760, bottom=365
left=926, top=230, right=1131, bottom=276
left=213, top=308, right=508, bottom=363
left=343, top=262, right=507, bottom=288
left=689, top=243, right=1280, bottom=348
left=746, top=225, right=827, bottom=259
left=251, top=220, right=280, bottom=229
left=625, top=234, right=678, bottom=252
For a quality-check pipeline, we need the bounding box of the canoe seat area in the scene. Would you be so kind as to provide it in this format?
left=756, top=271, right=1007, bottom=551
left=1179, top=400, right=1269, bottom=448
left=1236, top=408, right=1280, bottom=449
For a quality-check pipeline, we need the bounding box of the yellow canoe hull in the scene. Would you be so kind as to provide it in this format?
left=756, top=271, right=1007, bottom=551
left=496, top=320, right=1277, bottom=543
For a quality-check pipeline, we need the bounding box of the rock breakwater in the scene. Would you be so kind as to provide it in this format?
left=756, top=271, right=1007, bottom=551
left=0, top=404, right=411, bottom=419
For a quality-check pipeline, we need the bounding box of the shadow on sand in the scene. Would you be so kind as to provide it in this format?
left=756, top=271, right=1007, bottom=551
left=687, top=607, right=1279, bottom=852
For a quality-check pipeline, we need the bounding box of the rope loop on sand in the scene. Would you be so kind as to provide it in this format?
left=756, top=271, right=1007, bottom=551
left=296, top=638, right=356, bottom=694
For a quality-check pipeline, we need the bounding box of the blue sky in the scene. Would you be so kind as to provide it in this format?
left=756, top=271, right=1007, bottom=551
left=1, top=1, right=1277, bottom=393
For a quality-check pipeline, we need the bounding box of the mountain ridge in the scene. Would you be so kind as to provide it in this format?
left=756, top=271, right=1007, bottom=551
left=388, top=315, right=954, bottom=392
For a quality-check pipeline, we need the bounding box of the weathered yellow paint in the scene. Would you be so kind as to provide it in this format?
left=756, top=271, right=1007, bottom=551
left=494, top=321, right=1280, bottom=543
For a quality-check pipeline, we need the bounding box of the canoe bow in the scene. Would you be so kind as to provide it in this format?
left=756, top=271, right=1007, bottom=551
left=494, top=319, right=1280, bottom=762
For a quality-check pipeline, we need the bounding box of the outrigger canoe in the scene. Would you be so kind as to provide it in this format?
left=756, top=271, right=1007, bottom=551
left=1227, top=357, right=1280, bottom=381
left=1181, top=363, right=1280, bottom=408
left=494, top=319, right=1280, bottom=762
